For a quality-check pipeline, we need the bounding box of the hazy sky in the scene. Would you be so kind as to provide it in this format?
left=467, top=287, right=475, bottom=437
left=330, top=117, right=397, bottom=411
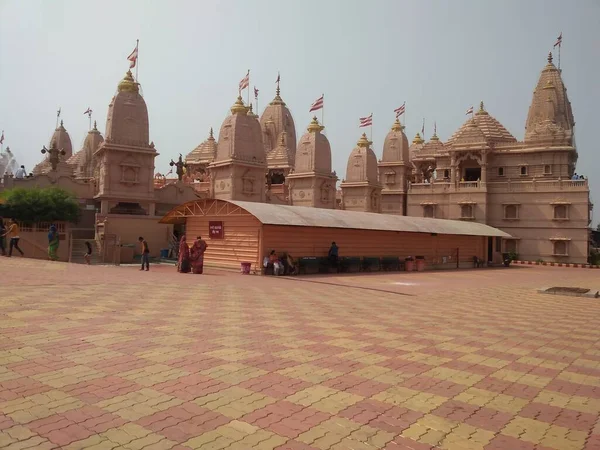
left=1, top=0, right=599, bottom=221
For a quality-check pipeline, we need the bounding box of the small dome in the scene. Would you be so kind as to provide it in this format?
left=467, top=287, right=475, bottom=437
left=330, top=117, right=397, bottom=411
left=525, top=52, right=574, bottom=142
left=294, top=117, right=332, bottom=175
left=267, top=132, right=294, bottom=169
left=33, top=120, right=73, bottom=175
left=381, top=119, right=409, bottom=162
left=408, top=133, right=425, bottom=161
left=345, top=133, right=378, bottom=183
left=69, top=121, right=104, bottom=177
left=447, top=102, right=516, bottom=147
left=186, top=128, right=217, bottom=165
left=260, top=87, right=297, bottom=164
left=105, top=71, right=150, bottom=147
left=419, top=130, right=447, bottom=157
left=214, top=96, right=265, bottom=164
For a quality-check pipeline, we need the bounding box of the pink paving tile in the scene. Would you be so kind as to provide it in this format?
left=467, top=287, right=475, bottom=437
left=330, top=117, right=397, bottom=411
left=474, top=377, right=542, bottom=400
left=242, top=401, right=329, bottom=438
left=239, top=373, right=312, bottom=399
left=156, top=410, right=231, bottom=442
left=385, top=436, right=440, bottom=449
left=275, top=441, right=320, bottom=450
left=85, top=354, right=150, bottom=374
left=464, top=407, right=515, bottom=433
left=484, top=435, right=538, bottom=450
left=324, top=374, right=390, bottom=397
left=0, top=414, right=15, bottom=431
left=431, top=399, right=480, bottom=423
left=310, top=356, right=367, bottom=373
left=518, top=402, right=562, bottom=423
left=153, top=375, right=230, bottom=401
left=441, top=359, right=498, bottom=376
left=6, top=356, right=73, bottom=376
left=340, top=399, right=423, bottom=434
left=545, top=379, right=600, bottom=399
left=378, top=358, right=432, bottom=375
left=0, top=376, right=53, bottom=401
left=241, top=355, right=298, bottom=372
left=62, top=376, right=142, bottom=403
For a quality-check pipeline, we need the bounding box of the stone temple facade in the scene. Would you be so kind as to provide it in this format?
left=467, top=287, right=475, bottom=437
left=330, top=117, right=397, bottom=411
left=183, top=51, right=589, bottom=264
left=0, top=49, right=590, bottom=264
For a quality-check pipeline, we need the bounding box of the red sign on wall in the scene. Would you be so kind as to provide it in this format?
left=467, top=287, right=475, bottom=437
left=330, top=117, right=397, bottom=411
left=209, top=221, right=224, bottom=239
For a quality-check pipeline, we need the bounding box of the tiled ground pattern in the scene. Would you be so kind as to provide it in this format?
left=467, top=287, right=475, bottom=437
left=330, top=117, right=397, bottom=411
left=1, top=259, right=600, bottom=449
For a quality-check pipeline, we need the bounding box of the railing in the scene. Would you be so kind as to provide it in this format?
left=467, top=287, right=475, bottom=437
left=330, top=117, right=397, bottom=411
left=487, top=179, right=588, bottom=193
left=409, top=179, right=588, bottom=194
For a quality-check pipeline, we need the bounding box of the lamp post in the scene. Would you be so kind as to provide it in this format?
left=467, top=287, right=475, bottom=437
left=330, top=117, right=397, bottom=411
left=41, top=144, right=66, bottom=171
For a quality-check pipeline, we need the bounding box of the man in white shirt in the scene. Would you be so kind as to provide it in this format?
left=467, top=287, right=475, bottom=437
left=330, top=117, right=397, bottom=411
left=14, top=165, right=26, bottom=179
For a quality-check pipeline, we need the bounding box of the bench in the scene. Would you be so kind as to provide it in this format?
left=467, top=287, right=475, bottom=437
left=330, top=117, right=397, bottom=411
left=381, top=256, right=401, bottom=271
left=473, top=256, right=484, bottom=268
left=362, top=257, right=381, bottom=272
left=298, top=257, right=321, bottom=274
left=339, top=256, right=362, bottom=273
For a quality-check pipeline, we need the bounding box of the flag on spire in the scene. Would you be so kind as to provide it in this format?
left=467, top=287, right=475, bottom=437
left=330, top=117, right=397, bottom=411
left=0, top=131, right=4, bottom=145
left=83, top=107, right=92, bottom=116
left=434, top=121, right=437, bottom=135
left=57, top=107, right=61, bottom=118
left=254, top=87, right=259, bottom=99
left=276, top=73, right=280, bottom=84
left=309, top=94, right=324, bottom=112
left=394, top=102, right=406, bottom=118
left=127, top=42, right=138, bottom=69
left=421, top=118, right=425, bottom=135
left=554, top=32, right=562, bottom=48
left=466, top=106, right=474, bottom=115
left=359, top=114, right=373, bottom=128
left=239, top=70, right=250, bottom=91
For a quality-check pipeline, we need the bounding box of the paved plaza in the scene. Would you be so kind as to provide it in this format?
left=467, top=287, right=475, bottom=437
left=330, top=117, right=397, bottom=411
left=1, top=259, right=599, bottom=450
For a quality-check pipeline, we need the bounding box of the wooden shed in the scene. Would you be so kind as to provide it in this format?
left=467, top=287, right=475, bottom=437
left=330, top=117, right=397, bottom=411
left=159, top=199, right=510, bottom=272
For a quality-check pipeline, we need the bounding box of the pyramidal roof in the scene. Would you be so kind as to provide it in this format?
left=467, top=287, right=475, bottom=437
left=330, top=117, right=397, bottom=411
left=448, top=102, right=517, bottom=146
left=186, top=128, right=217, bottom=164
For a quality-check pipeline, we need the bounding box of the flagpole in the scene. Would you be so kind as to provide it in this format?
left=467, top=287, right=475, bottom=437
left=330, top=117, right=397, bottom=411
left=56, top=108, right=60, bottom=129
left=135, top=39, right=139, bottom=82
left=322, top=94, right=324, bottom=127
left=370, top=113, right=373, bottom=142
left=88, top=112, right=92, bottom=131
left=247, top=70, right=250, bottom=106
left=558, top=43, right=561, bottom=71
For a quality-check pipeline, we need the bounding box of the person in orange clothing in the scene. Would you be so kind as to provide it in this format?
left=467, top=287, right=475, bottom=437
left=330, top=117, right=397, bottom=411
left=2, top=218, right=24, bottom=257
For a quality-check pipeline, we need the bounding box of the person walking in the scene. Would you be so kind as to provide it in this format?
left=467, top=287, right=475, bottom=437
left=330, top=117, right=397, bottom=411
left=138, top=236, right=150, bottom=271
left=189, top=236, right=208, bottom=274
left=0, top=217, right=6, bottom=256
left=84, top=241, right=92, bottom=265
left=3, top=219, right=24, bottom=257
left=47, top=225, right=60, bottom=261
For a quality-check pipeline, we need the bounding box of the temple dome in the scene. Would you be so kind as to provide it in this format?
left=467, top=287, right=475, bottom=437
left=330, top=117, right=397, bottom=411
left=267, top=132, right=294, bottom=169
left=259, top=87, right=297, bottom=163
left=105, top=70, right=150, bottom=147
left=33, top=120, right=74, bottom=175
left=420, top=131, right=447, bottom=156
left=68, top=121, right=104, bottom=177
left=345, top=133, right=379, bottom=183
left=294, top=117, right=332, bottom=175
left=214, top=96, right=266, bottom=164
left=447, top=102, right=516, bottom=147
left=186, top=128, right=217, bottom=165
left=524, top=52, right=574, bottom=143
left=381, top=119, right=410, bottom=163
left=408, top=132, right=426, bottom=161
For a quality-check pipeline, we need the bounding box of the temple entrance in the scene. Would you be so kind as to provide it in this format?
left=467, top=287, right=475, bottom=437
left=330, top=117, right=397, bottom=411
left=487, top=237, right=493, bottom=262
left=464, top=168, right=481, bottom=181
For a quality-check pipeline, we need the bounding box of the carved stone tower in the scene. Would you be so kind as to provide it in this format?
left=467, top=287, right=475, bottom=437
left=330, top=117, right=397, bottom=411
left=287, top=117, right=337, bottom=209
left=208, top=96, right=267, bottom=202
left=94, top=70, right=158, bottom=215
left=378, top=119, right=411, bottom=215
left=340, top=133, right=382, bottom=212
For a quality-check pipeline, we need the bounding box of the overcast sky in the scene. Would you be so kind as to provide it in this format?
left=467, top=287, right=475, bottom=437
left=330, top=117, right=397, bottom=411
left=1, top=0, right=599, bottom=222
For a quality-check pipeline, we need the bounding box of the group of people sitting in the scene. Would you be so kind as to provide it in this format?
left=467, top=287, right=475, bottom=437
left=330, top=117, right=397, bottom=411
left=177, top=235, right=208, bottom=274
left=263, top=242, right=340, bottom=276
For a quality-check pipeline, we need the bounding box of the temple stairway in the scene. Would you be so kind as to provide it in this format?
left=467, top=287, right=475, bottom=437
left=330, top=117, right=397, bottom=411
left=70, top=239, right=102, bottom=265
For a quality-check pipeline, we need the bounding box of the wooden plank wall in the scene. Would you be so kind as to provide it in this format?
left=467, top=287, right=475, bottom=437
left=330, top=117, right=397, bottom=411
left=262, top=225, right=485, bottom=264
left=186, top=216, right=261, bottom=270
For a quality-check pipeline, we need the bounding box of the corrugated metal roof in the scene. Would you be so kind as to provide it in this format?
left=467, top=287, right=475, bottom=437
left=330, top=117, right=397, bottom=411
left=163, top=199, right=510, bottom=238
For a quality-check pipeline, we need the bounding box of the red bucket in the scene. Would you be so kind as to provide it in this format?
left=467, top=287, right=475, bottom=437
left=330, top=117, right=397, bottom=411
left=240, top=262, right=252, bottom=274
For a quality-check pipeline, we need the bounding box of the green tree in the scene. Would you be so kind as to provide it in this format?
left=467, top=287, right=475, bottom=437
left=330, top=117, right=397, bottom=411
left=0, top=187, right=81, bottom=223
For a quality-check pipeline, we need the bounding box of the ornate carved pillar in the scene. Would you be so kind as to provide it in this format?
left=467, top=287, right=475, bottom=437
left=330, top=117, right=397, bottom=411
left=450, top=154, right=457, bottom=185
left=481, top=151, right=487, bottom=185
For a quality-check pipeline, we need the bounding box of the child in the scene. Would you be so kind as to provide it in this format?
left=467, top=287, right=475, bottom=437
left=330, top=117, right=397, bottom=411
left=84, top=241, right=92, bottom=265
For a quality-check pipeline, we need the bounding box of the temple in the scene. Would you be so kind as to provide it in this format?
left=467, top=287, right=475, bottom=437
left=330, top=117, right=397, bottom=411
left=0, top=50, right=591, bottom=264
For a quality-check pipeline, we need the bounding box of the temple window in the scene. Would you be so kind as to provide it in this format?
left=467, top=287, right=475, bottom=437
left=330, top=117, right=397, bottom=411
left=553, top=204, right=569, bottom=220
left=520, top=166, right=528, bottom=176
left=423, top=205, right=434, bottom=218
left=498, top=167, right=505, bottom=177
left=121, top=166, right=138, bottom=183
left=552, top=240, right=568, bottom=256
left=503, top=204, right=519, bottom=220
left=460, top=204, right=474, bottom=219
left=544, top=164, right=552, bottom=175
left=443, top=169, right=449, bottom=179
left=384, top=171, right=396, bottom=185
left=503, top=239, right=518, bottom=254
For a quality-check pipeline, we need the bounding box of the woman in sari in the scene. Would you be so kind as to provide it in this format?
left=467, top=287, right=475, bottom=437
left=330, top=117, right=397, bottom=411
left=189, top=235, right=208, bottom=274
left=177, top=234, right=191, bottom=273
left=48, top=225, right=59, bottom=261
